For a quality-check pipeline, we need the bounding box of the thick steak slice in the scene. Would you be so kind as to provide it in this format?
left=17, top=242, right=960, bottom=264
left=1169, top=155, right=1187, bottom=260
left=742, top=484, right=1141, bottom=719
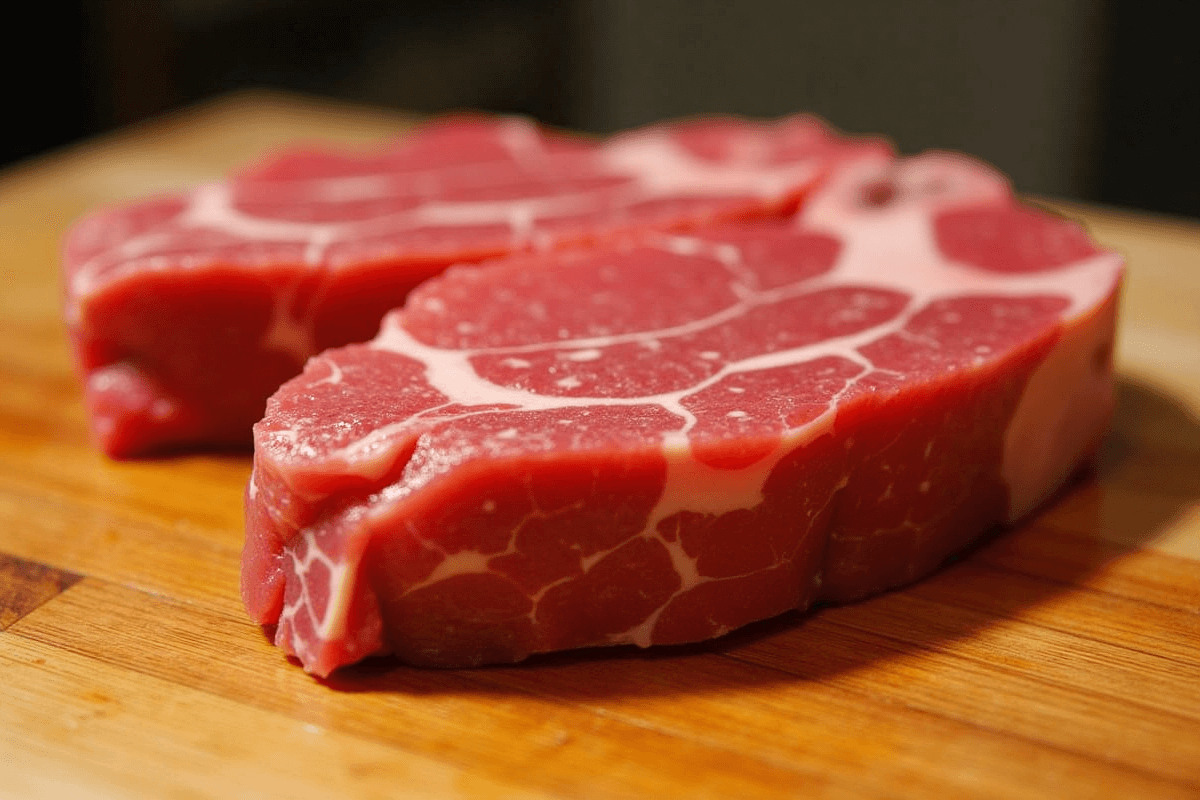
left=63, top=115, right=889, bottom=457
left=244, top=152, right=1122, bottom=676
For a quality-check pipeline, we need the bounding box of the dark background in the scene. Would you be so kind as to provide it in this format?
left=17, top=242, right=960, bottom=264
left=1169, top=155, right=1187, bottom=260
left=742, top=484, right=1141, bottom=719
left=7, top=0, right=1198, bottom=218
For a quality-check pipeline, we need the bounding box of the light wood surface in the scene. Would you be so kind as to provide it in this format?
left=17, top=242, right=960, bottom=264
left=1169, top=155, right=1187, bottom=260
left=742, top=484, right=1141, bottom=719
left=2, top=91, right=1198, bottom=799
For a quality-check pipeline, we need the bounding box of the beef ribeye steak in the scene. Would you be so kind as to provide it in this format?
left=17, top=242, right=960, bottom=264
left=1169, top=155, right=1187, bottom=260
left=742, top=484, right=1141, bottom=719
left=244, top=152, right=1123, bottom=675
left=63, top=115, right=888, bottom=457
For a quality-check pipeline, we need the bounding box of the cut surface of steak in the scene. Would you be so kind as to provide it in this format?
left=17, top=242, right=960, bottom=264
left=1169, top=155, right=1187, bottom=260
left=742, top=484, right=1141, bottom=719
left=244, top=151, right=1123, bottom=676
left=63, top=115, right=890, bottom=457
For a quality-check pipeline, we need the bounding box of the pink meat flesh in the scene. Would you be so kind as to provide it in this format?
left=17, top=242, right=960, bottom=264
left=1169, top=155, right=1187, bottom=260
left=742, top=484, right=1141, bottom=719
left=244, top=152, right=1122, bottom=675
left=62, top=115, right=890, bottom=457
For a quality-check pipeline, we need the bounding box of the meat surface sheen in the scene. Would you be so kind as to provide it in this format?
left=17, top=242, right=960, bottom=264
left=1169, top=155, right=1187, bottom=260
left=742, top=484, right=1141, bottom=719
left=63, top=114, right=890, bottom=457
left=244, top=152, right=1123, bottom=675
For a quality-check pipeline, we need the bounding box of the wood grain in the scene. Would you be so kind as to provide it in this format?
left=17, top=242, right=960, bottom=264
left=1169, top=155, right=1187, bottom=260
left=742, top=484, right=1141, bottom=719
left=1, top=91, right=1198, bottom=799
left=0, top=553, right=81, bottom=630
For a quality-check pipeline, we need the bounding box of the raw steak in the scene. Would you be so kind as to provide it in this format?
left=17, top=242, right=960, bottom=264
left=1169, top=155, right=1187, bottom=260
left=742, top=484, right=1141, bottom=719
left=243, top=151, right=1123, bottom=676
left=63, top=115, right=890, bottom=457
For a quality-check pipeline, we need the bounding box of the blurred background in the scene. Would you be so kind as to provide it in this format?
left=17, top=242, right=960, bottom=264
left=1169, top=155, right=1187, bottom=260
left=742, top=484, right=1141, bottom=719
left=7, top=0, right=1198, bottom=217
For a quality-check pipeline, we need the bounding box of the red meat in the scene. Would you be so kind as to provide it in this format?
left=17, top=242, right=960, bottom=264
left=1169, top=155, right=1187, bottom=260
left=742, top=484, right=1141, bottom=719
left=63, top=115, right=889, bottom=457
left=243, top=152, right=1122, bottom=675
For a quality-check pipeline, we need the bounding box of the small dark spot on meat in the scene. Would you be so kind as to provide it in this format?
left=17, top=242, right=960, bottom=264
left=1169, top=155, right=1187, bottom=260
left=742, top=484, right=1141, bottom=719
left=861, top=180, right=896, bottom=207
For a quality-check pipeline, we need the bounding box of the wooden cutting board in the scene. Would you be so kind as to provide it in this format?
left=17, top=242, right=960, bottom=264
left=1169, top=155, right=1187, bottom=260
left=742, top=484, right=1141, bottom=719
left=1, top=91, right=1197, bottom=799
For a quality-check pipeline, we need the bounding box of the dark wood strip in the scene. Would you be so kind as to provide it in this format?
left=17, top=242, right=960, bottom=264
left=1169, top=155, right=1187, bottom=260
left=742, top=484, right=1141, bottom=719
left=0, top=551, right=82, bottom=630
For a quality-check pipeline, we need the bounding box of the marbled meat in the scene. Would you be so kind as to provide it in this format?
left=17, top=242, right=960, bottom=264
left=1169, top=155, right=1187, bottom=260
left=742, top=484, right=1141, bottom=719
left=63, top=115, right=889, bottom=457
left=243, top=151, right=1122, bottom=675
